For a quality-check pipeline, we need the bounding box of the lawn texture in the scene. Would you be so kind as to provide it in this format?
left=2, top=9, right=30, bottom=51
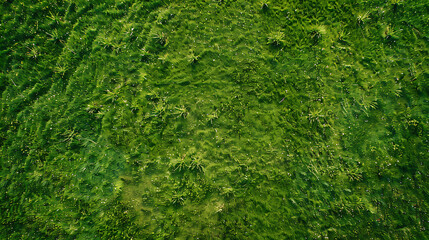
left=0, top=0, right=428, bottom=239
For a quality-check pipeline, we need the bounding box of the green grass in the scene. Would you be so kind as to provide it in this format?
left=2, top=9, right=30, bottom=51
left=1, top=0, right=428, bottom=239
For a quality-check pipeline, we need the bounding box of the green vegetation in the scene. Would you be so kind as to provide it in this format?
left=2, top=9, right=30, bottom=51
left=1, top=0, right=428, bottom=239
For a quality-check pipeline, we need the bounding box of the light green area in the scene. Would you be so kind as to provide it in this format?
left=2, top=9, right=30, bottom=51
left=0, top=0, right=428, bottom=239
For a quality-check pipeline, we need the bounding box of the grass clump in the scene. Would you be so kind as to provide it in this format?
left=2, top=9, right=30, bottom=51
left=170, top=154, right=205, bottom=174
left=267, top=30, right=285, bottom=47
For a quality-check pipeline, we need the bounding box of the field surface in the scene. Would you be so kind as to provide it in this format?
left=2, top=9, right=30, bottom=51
left=0, top=0, right=428, bottom=239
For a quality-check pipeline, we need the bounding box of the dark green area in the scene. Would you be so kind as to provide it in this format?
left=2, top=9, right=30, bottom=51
left=1, top=0, right=428, bottom=239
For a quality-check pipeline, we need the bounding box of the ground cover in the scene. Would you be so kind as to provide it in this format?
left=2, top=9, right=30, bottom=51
left=0, top=0, right=428, bottom=239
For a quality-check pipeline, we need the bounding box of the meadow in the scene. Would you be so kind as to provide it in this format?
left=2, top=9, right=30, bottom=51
left=0, top=0, right=428, bottom=239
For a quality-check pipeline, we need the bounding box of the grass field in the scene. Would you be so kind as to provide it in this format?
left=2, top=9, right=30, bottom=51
left=0, top=0, right=428, bottom=239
